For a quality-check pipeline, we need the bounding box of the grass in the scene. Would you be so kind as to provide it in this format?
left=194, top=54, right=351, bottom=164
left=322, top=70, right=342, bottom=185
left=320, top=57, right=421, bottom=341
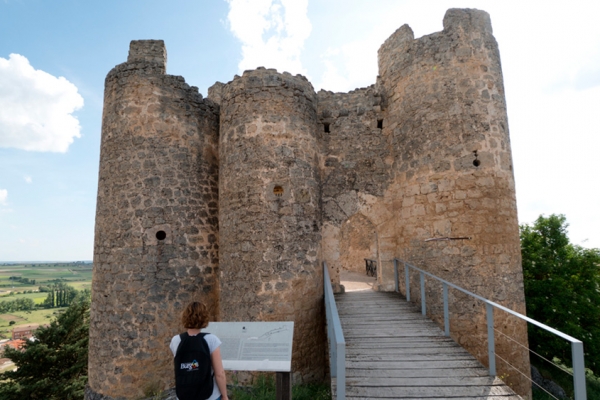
left=0, top=263, right=93, bottom=339
left=0, top=361, right=16, bottom=374
left=0, top=291, right=48, bottom=305
left=0, top=308, right=69, bottom=339
left=0, top=272, right=78, bottom=373
left=0, top=263, right=93, bottom=288
left=230, top=374, right=330, bottom=400
left=532, top=357, right=600, bottom=400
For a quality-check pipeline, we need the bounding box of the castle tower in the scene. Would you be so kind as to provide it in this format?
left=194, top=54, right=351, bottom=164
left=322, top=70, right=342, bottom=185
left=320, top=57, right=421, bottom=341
left=212, top=68, right=325, bottom=381
left=377, top=9, right=530, bottom=394
left=87, top=41, right=220, bottom=399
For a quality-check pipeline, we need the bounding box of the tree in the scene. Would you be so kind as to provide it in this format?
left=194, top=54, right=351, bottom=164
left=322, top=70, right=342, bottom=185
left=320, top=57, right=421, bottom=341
left=521, top=214, right=600, bottom=372
left=0, top=295, right=90, bottom=400
left=41, top=283, right=79, bottom=309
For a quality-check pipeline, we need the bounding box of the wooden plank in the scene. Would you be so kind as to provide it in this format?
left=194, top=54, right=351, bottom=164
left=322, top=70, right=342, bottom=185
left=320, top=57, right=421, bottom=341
left=346, top=354, right=478, bottom=362
left=345, top=376, right=504, bottom=386
left=340, top=319, right=430, bottom=324
left=347, top=340, right=457, bottom=347
left=341, top=319, right=431, bottom=324
left=346, top=348, right=473, bottom=356
left=346, top=336, right=455, bottom=343
left=345, top=367, right=490, bottom=379
left=342, top=326, right=442, bottom=333
left=343, top=331, right=443, bottom=338
left=329, top=290, right=520, bottom=400
left=345, top=359, right=485, bottom=369
left=340, top=395, right=522, bottom=400
left=338, top=304, right=413, bottom=310
left=344, top=384, right=517, bottom=397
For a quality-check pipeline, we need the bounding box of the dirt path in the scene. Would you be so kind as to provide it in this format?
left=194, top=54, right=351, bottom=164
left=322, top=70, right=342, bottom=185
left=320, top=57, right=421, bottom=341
left=340, top=270, right=376, bottom=292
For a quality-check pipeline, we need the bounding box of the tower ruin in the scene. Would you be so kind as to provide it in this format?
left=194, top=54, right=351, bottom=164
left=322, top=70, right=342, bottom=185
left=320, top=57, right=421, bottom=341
left=88, top=8, right=530, bottom=399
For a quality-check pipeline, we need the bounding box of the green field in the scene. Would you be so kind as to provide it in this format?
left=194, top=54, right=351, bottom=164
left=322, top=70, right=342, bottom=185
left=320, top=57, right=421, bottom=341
left=0, top=262, right=92, bottom=339
left=0, top=262, right=92, bottom=288
left=0, top=308, right=68, bottom=339
left=0, top=291, right=47, bottom=305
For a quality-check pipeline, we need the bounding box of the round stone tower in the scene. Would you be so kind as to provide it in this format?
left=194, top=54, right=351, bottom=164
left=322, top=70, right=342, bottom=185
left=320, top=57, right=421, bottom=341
left=87, top=40, right=220, bottom=399
left=215, top=68, right=325, bottom=381
left=377, top=9, right=530, bottom=395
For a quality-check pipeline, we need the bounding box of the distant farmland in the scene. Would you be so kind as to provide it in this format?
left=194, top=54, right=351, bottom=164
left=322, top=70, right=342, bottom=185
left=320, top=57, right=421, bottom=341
left=0, top=262, right=93, bottom=339
left=0, top=262, right=92, bottom=288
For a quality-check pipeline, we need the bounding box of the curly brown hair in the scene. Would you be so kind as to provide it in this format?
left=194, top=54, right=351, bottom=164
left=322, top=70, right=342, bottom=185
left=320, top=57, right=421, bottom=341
left=181, top=301, right=209, bottom=329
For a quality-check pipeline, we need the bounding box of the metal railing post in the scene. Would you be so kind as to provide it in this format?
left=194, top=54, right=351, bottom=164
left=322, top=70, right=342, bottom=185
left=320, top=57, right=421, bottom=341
left=486, top=303, right=496, bottom=376
left=572, top=341, right=587, bottom=400
left=394, top=259, right=399, bottom=293
left=420, top=271, right=426, bottom=316
left=443, top=282, right=450, bottom=337
left=405, top=262, right=410, bottom=301
left=337, top=341, right=346, bottom=400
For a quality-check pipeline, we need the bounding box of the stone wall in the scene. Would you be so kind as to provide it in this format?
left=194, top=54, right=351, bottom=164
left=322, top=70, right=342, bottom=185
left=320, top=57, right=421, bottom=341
left=317, top=87, right=390, bottom=285
left=213, top=68, right=325, bottom=381
left=88, top=40, right=220, bottom=399
left=376, top=9, right=530, bottom=395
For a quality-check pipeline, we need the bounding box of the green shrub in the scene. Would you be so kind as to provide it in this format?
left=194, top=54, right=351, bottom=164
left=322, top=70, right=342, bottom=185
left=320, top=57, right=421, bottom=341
left=230, top=374, right=330, bottom=400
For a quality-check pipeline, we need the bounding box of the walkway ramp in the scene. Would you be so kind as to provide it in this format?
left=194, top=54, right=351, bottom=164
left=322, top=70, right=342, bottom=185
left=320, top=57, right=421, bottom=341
left=334, top=290, right=521, bottom=400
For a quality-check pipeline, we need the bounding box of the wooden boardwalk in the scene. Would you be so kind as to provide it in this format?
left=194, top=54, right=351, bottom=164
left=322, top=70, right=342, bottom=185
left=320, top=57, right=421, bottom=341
left=333, top=290, right=521, bottom=400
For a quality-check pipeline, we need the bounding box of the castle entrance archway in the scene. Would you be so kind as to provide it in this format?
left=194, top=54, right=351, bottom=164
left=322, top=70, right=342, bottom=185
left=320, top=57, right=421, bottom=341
left=339, top=213, right=378, bottom=275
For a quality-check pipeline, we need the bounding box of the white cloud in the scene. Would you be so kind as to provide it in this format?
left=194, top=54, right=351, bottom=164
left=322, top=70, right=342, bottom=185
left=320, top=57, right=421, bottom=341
left=311, top=0, right=450, bottom=92
left=24, top=175, right=32, bottom=183
left=0, top=54, right=84, bottom=152
left=0, top=189, right=7, bottom=205
left=226, top=0, right=312, bottom=76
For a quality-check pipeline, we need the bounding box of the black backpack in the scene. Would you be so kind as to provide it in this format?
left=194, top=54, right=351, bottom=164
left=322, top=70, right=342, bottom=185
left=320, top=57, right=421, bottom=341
left=174, top=332, right=214, bottom=400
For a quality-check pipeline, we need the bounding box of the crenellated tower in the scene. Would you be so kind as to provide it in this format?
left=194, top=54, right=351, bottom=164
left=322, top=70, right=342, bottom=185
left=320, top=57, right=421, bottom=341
left=88, top=40, right=220, bottom=399
left=377, top=8, right=529, bottom=394
left=211, top=68, right=325, bottom=381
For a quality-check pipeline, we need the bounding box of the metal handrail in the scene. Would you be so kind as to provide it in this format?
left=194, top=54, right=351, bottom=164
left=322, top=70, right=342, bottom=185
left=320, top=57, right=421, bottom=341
left=323, top=262, right=345, bottom=400
left=394, top=258, right=587, bottom=400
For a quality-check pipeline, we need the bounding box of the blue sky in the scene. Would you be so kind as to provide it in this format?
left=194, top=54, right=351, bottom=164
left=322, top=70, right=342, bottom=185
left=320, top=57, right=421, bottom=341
left=1, top=0, right=599, bottom=261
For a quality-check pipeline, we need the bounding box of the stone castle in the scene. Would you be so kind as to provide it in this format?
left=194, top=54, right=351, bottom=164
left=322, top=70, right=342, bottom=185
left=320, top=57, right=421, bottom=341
left=87, top=8, right=530, bottom=399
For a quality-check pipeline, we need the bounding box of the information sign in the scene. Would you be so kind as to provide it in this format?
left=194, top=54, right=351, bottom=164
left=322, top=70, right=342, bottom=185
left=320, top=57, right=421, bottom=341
left=203, top=321, right=294, bottom=372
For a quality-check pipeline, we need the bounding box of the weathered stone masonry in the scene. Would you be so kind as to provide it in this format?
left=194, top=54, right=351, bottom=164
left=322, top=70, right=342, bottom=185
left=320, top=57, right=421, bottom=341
left=89, top=40, right=220, bottom=398
left=88, top=8, right=530, bottom=399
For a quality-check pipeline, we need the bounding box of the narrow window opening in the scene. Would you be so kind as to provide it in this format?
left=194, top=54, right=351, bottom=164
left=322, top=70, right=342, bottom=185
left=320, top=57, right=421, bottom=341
left=156, top=230, right=167, bottom=241
left=273, top=185, right=284, bottom=197
left=377, top=119, right=383, bottom=129
left=323, top=123, right=330, bottom=133
left=473, top=150, right=480, bottom=167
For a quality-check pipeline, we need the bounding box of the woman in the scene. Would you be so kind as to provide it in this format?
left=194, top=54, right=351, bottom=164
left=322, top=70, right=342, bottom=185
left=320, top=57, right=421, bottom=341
left=170, top=302, right=228, bottom=400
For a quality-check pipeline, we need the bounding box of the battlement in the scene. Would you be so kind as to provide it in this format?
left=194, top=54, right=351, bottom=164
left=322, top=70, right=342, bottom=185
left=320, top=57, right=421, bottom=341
left=317, top=85, right=382, bottom=119
left=127, top=39, right=167, bottom=70
left=443, top=8, right=493, bottom=34
left=220, top=67, right=317, bottom=106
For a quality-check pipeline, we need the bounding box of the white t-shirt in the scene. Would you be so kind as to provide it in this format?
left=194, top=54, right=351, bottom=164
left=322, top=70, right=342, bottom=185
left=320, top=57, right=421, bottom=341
left=170, top=333, right=222, bottom=400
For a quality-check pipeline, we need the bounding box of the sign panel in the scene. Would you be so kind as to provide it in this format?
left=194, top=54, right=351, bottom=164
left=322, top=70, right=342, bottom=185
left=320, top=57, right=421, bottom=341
left=203, top=321, right=294, bottom=372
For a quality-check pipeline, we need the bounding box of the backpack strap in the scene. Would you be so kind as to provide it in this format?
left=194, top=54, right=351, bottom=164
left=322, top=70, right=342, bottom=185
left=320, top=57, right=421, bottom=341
left=175, top=332, right=211, bottom=357
left=175, top=332, right=189, bottom=358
